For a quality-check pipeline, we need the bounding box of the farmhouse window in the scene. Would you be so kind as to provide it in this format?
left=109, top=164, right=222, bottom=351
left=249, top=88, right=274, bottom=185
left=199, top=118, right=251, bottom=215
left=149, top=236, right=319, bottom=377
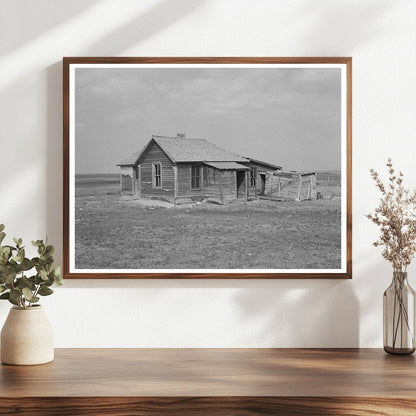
left=209, top=168, right=217, bottom=185
left=152, top=163, right=162, bottom=188
left=203, top=167, right=217, bottom=186
left=250, top=168, right=257, bottom=187
left=191, top=165, right=201, bottom=189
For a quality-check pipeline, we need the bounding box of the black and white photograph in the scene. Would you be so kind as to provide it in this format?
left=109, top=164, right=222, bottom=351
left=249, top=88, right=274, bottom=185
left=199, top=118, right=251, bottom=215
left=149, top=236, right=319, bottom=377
left=64, top=58, right=352, bottom=278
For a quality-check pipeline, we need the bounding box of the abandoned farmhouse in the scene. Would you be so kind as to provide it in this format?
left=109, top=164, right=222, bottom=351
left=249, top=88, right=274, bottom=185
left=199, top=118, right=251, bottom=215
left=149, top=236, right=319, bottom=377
left=117, top=134, right=316, bottom=204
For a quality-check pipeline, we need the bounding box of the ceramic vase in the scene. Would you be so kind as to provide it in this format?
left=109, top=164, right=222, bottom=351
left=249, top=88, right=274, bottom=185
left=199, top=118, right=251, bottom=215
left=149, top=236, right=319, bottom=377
left=1, top=305, right=54, bottom=365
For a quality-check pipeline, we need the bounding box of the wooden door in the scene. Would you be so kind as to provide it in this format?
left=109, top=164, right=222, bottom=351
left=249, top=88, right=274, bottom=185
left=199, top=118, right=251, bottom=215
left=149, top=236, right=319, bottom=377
left=236, top=171, right=246, bottom=199
left=259, top=173, right=266, bottom=195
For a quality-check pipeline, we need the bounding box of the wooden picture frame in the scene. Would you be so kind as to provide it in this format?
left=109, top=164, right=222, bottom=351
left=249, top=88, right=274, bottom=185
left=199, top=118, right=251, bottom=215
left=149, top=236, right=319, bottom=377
left=63, top=57, right=352, bottom=279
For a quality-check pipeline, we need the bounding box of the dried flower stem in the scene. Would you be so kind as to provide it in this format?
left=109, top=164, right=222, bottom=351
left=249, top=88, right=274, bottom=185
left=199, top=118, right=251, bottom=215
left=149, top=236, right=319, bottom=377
left=366, top=159, right=416, bottom=272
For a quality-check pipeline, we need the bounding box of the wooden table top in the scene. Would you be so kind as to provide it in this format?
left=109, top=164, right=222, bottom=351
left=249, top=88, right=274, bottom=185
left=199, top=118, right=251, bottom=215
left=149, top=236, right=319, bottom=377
left=1, top=348, right=415, bottom=398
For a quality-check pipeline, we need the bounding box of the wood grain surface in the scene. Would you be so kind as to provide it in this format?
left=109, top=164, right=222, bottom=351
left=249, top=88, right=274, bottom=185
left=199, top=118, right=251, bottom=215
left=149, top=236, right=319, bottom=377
left=0, top=348, right=415, bottom=415
left=1, top=397, right=416, bottom=416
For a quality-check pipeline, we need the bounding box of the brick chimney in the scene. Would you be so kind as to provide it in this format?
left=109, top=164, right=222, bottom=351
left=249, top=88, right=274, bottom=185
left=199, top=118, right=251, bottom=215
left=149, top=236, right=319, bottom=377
left=177, top=133, right=185, bottom=139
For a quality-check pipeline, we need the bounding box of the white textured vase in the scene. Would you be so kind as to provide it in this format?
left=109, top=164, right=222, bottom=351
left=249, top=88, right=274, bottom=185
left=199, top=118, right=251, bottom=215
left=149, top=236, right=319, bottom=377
left=1, top=305, right=54, bottom=365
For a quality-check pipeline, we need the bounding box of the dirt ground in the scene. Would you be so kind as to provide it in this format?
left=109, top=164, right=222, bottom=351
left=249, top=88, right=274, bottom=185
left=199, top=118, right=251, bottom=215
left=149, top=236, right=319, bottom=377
left=74, top=186, right=342, bottom=270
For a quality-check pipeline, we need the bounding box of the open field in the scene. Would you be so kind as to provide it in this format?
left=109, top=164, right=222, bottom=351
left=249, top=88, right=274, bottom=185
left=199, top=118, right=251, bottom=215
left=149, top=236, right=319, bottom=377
left=74, top=180, right=342, bottom=270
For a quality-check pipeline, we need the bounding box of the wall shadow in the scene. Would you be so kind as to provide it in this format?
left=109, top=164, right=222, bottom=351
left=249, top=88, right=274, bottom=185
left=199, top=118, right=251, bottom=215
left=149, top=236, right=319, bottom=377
left=81, top=0, right=205, bottom=56
left=233, top=279, right=359, bottom=347
left=46, top=62, right=63, bottom=263
left=287, top=0, right=393, bottom=52
left=0, top=0, right=101, bottom=56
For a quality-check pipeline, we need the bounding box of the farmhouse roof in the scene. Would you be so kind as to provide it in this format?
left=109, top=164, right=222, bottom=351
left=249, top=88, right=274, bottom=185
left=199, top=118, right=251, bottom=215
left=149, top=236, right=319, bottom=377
left=152, top=136, right=249, bottom=163
left=273, top=170, right=316, bottom=178
left=204, top=161, right=249, bottom=170
left=117, top=146, right=145, bottom=166
left=118, top=135, right=250, bottom=165
left=245, top=157, right=282, bottom=171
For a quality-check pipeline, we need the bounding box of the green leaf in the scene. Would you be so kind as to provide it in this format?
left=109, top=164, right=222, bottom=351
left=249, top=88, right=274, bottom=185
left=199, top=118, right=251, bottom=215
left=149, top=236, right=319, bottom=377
left=17, top=248, right=25, bottom=262
left=34, top=274, right=43, bottom=285
left=0, top=232, right=6, bottom=244
left=32, top=240, right=43, bottom=247
left=38, top=287, right=53, bottom=296
left=39, top=269, right=48, bottom=281
left=31, top=257, right=40, bottom=267
left=41, top=276, right=53, bottom=287
left=43, top=256, right=54, bottom=266
left=0, top=246, right=10, bottom=255
left=17, top=276, right=35, bottom=290
left=0, top=224, right=5, bottom=232
left=8, top=297, right=18, bottom=306
left=22, top=287, right=34, bottom=301
left=22, top=287, right=39, bottom=303
left=20, top=258, right=33, bottom=271
left=9, top=288, right=21, bottom=301
left=45, top=245, right=55, bottom=256
left=5, top=245, right=17, bottom=251
left=0, top=291, right=17, bottom=306
left=38, top=245, right=46, bottom=256
left=0, top=249, right=9, bottom=265
left=0, top=285, right=6, bottom=293
left=2, top=271, right=17, bottom=284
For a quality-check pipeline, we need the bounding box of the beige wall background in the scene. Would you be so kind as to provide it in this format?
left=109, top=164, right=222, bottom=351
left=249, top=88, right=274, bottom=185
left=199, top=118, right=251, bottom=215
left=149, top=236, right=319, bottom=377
left=0, top=0, right=415, bottom=347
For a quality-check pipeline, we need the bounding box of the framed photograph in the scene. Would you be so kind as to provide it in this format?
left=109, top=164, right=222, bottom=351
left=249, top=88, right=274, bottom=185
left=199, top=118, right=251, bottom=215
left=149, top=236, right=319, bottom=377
left=63, top=57, right=352, bottom=279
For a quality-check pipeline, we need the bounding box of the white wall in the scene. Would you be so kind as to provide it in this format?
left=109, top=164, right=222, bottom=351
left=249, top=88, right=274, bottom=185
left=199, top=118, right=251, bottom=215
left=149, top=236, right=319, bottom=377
left=1, top=0, right=415, bottom=347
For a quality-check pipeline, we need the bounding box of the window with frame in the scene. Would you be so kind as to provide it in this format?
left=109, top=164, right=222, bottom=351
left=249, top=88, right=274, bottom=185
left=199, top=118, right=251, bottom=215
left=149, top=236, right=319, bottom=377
left=203, top=167, right=217, bottom=187
left=191, top=165, right=201, bottom=189
left=209, top=168, right=217, bottom=185
left=152, top=163, right=162, bottom=188
left=250, top=167, right=257, bottom=187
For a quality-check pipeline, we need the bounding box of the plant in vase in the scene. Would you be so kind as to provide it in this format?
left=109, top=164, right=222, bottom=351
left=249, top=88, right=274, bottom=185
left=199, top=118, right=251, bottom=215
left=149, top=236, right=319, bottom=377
left=367, top=159, right=416, bottom=354
left=0, top=224, right=62, bottom=365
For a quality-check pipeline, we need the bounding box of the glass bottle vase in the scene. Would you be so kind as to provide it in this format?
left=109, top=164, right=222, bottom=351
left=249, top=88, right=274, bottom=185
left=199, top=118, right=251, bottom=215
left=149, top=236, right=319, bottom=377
left=383, top=271, right=415, bottom=355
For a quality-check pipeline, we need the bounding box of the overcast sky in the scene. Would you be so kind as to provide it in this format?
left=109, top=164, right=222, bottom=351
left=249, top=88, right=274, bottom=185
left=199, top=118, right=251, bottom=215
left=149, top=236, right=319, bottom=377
left=75, top=66, right=341, bottom=174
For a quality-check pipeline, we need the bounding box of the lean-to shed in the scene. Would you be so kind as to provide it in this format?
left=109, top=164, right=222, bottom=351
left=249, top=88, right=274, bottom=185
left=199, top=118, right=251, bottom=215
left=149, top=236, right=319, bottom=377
left=266, top=170, right=317, bottom=201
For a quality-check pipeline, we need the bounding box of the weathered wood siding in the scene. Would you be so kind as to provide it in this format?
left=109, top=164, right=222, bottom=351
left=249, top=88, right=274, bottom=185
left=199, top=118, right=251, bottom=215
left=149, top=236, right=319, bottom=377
left=299, top=174, right=317, bottom=200
left=248, top=184, right=257, bottom=198
left=221, top=171, right=237, bottom=202
left=266, top=173, right=316, bottom=201
left=139, top=140, right=175, bottom=200
left=203, top=166, right=221, bottom=201
left=121, top=166, right=134, bottom=194
left=176, top=165, right=243, bottom=203
left=248, top=161, right=277, bottom=195
left=176, top=164, right=204, bottom=201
